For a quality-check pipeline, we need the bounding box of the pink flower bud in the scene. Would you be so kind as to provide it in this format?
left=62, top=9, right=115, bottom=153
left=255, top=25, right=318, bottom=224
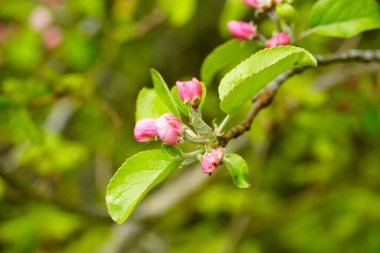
left=155, top=113, right=182, bottom=146
left=43, top=26, right=62, bottom=49
left=243, top=0, right=273, bottom=9
left=266, top=32, right=291, bottom=48
left=134, top=118, right=158, bottom=142
left=202, top=148, right=223, bottom=174
left=29, top=6, right=52, bottom=32
left=176, top=78, right=202, bottom=107
left=227, top=21, right=257, bottom=41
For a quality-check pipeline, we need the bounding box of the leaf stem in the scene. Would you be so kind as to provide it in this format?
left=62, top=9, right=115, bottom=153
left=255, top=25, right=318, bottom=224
left=268, top=10, right=282, bottom=32
left=216, top=114, right=231, bottom=135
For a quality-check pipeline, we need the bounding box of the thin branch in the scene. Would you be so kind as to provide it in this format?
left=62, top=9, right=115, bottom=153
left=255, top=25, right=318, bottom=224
left=219, top=49, right=380, bottom=146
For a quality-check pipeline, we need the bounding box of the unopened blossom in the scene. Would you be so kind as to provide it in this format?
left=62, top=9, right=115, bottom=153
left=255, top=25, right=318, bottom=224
left=134, top=118, right=158, bottom=142
left=176, top=78, right=202, bottom=108
left=266, top=32, right=291, bottom=48
left=29, top=6, right=52, bottom=32
left=155, top=113, right=182, bottom=146
left=227, top=21, right=257, bottom=40
left=202, top=148, right=223, bottom=174
left=43, top=26, right=62, bottom=49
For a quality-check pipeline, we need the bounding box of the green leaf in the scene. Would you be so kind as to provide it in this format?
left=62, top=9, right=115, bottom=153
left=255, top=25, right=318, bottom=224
left=309, top=0, right=380, bottom=38
left=151, top=69, right=181, bottom=119
left=189, top=109, right=213, bottom=139
left=158, top=0, right=197, bottom=27
left=223, top=153, right=250, bottom=188
left=218, top=46, right=317, bottom=114
left=10, top=108, right=42, bottom=144
left=106, top=150, right=182, bottom=223
left=171, top=86, right=190, bottom=117
left=201, top=39, right=261, bottom=85
left=135, top=88, right=169, bottom=121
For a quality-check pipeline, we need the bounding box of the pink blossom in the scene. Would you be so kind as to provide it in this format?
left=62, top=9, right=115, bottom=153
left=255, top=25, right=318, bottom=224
left=29, top=6, right=52, bottom=32
left=43, top=26, right=62, bottom=49
left=176, top=78, right=202, bottom=107
left=227, top=21, right=257, bottom=40
left=266, top=32, right=291, bottom=48
left=202, top=148, right=223, bottom=174
left=155, top=113, right=182, bottom=146
left=134, top=118, right=158, bottom=142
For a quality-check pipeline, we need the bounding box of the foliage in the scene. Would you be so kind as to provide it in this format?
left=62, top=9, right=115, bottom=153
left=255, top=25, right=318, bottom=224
left=0, top=0, right=380, bottom=252
left=106, top=149, right=182, bottom=223
left=201, top=39, right=261, bottom=85
left=309, top=0, right=380, bottom=37
left=218, top=46, right=317, bottom=114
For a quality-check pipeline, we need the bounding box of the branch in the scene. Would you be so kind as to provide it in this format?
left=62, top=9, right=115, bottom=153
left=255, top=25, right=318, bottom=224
left=218, top=49, right=380, bottom=146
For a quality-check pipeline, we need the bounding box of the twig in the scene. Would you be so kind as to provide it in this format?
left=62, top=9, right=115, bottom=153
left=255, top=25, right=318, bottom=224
left=218, top=49, right=380, bottom=146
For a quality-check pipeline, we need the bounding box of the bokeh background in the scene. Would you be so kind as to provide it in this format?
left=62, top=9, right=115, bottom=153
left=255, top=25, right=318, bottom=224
left=1, top=0, right=380, bottom=252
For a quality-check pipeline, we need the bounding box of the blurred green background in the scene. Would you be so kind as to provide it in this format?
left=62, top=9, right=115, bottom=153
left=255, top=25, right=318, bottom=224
left=1, top=0, right=380, bottom=252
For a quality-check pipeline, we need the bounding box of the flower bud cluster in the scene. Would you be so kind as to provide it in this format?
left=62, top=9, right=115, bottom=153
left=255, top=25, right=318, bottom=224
left=134, top=78, right=203, bottom=145
left=134, top=76, right=226, bottom=174
left=134, top=113, right=182, bottom=146
left=227, top=0, right=291, bottom=48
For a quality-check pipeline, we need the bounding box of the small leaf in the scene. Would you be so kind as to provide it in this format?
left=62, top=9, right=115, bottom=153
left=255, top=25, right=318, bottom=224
left=223, top=153, right=250, bottom=188
left=218, top=46, right=317, bottom=114
left=135, top=88, right=168, bottom=121
left=201, top=39, right=261, bottom=85
left=309, top=0, right=380, bottom=38
left=189, top=108, right=213, bottom=138
left=171, top=86, right=190, bottom=117
left=151, top=69, right=181, bottom=119
left=106, top=150, right=182, bottom=223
